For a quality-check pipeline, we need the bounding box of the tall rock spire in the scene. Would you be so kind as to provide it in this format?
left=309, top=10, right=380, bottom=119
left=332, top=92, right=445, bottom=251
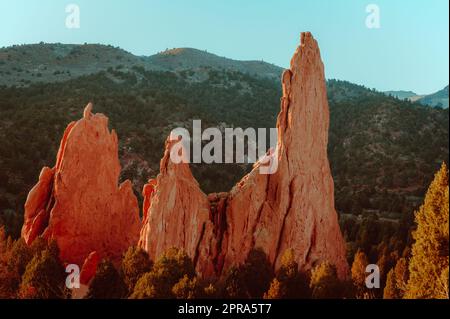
left=139, top=32, right=349, bottom=279
left=22, top=104, right=141, bottom=266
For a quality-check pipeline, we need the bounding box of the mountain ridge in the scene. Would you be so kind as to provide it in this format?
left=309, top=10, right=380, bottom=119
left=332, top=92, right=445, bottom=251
left=384, top=86, right=449, bottom=109
left=0, top=43, right=283, bottom=86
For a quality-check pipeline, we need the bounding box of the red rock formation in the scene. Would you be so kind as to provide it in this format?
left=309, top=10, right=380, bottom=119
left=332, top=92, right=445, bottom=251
left=21, top=104, right=141, bottom=267
left=80, top=251, right=100, bottom=285
left=138, top=137, right=211, bottom=267
left=139, top=33, right=349, bottom=279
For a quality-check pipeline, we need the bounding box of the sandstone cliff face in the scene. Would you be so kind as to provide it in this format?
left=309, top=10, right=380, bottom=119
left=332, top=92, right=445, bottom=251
left=21, top=104, right=141, bottom=266
left=138, top=137, right=211, bottom=267
left=139, top=33, right=349, bottom=279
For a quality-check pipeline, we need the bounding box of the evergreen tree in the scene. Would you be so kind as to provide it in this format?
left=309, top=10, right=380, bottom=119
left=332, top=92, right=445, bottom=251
left=405, top=163, right=449, bottom=299
left=383, top=269, right=399, bottom=299
left=19, top=247, right=66, bottom=299
left=222, top=249, right=273, bottom=298
left=130, top=272, right=157, bottom=299
left=130, top=247, right=195, bottom=299
left=383, top=257, right=409, bottom=299
left=223, top=266, right=246, bottom=299
left=86, top=259, right=127, bottom=299
left=309, top=262, right=341, bottom=299
left=264, top=278, right=284, bottom=299
left=172, top=275, right=202, bottom=299
left=121, top=246, right=152, bottom=294
left=239, top=249, right=273, bottom=298
left=264, top=249, right=309, bottom=299
left=351, top=249, right=372, bottom=298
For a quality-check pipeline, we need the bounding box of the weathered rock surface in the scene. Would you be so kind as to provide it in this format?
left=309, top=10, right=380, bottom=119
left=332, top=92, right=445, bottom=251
left=139, top=33, right=349, bottom=279
left=80, top=251, right=100, bottom=285
left=21, top=104, right=141, bottom=266
left=138, top=137, right=211, bottom=268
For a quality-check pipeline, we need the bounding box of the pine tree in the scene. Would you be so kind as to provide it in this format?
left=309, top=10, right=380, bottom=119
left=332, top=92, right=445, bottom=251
left=351, top=249, right=369, bottom=286
left=172, top=275, right=202, bottom=299
left=405, top=163, right=449, bottom=299
left=240, top=249, right=273, bottom=298
left=351, top=249, right=372, bottom=298
left=263, top=249, right=309, bottom=299
left=223, top=249, right=273, bottom=299
left=264, top=278, right=284, bottom=299
left=223, top=266, right=246, bottom=298
left=394, top=257, right=409, bottom=296
left=309, top=262, right=341, bottom=299
left=384, top=269, right=399, bottom=299
left=19, top=248, right=66, bottom=299
left=86, top=259, right=127, bottom=299
left=383, top=257, right=409, bottom=299
left=121, top=246, right=152, bottom=294
left=130, top=247, right=195, bottom=299
left=130, top=272, right=157, bottom=299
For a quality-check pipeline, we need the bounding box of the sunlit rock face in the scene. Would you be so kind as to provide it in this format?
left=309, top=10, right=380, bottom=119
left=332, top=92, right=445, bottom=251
left=22, top=104, right=141, bottom=267
left=139, top=33, right=349, bottom=279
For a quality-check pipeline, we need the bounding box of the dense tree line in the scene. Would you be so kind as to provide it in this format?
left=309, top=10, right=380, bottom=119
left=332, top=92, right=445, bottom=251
left=0, top=161, right=447, bottom=299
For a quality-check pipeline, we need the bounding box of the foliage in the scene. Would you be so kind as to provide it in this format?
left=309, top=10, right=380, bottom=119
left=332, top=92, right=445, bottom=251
left=405, top=163, right=449, bottom=299
left=130, top=247, right=195, bottom=299
left=222, top=248, right=273, bottom=299
left=351, top=249, right=370, bottom=298
left=172, top=275, right=202, bottom=299
left=309, top=262, right=342, bottom=299
left=18, top=243, right=67, bottom=299
left=86, top=259, right=127, bottom=299
left=383, top=257, right=409, bottom=299
left=264, top=249, right=310, bottom=299
left=121, top=246, right=152, bottom=293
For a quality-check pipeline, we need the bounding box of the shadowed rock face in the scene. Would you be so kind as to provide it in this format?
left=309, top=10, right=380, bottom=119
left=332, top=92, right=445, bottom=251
left=22, top=104, right=141, bottom=267
left=139, top=33, right=349, bottom=279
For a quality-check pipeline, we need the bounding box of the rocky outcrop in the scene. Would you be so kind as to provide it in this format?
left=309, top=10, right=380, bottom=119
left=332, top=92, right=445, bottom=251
left=138, top=137, right=212, bottom=268
left=21, top=104, right=141, bottom=267
left=139, top=32, right=349, bottom=279
left=80, top=251, right=100, bottom=285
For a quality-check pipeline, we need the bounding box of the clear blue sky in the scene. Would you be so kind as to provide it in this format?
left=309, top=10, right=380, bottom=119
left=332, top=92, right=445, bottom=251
left=0, top=0, right=448, bottom=94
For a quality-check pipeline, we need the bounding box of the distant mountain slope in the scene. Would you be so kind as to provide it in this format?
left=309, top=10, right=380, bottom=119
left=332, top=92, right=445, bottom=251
left=328, top=80, right=448, bottom=217
left=384, top=90, right=419, bottom=100
left=0, top=43, right=145, bottom=86
left=418, top=85, right=449, bottom=108
left=0, top=43, right=283, bottom=87
left=146, top=48, right=283, bottom=80
left=384, top=86, right=449, bottom=108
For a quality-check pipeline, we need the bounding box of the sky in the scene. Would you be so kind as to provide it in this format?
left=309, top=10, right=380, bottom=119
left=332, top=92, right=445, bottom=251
left=0, top=0, right=448, bottom=94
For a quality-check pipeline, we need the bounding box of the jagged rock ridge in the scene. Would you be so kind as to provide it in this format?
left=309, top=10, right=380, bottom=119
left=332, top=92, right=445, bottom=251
left=139, top=32, right=349, bottom=279
left=22, top=104, right=141, bottom=267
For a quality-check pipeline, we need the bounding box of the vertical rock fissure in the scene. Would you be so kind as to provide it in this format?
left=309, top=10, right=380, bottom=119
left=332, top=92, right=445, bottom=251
left=193, top=221, right=206, bottom=269
left=250, top=174, right=271, bottom=250
left=213, top=196, right=228, bottom=276
left=304, top=222, right=316, bottom=266
left=273, top=178, right=294, bottom=268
